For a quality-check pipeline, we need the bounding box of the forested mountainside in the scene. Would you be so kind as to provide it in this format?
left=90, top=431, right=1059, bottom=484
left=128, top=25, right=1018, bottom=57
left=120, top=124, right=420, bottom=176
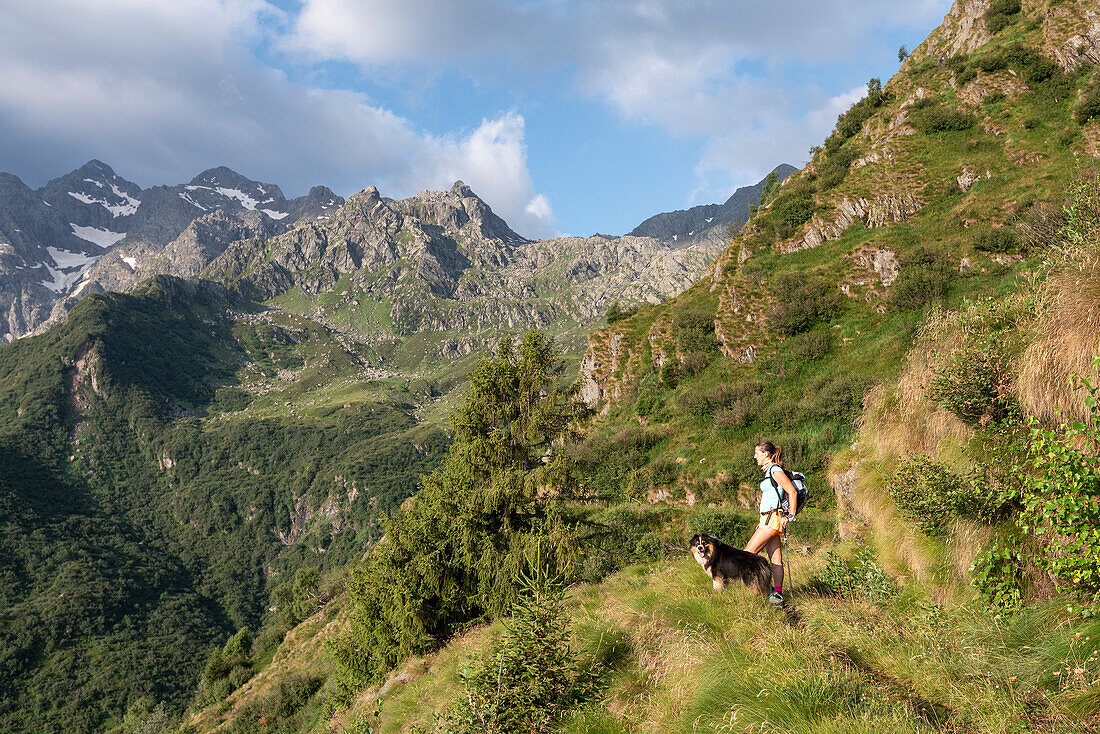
left=165, top=1, right=1100, bottom=733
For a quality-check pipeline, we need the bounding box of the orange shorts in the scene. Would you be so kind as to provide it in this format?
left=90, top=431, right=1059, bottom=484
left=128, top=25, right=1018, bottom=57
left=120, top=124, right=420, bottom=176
left=758, top=510, right=783, bottom=535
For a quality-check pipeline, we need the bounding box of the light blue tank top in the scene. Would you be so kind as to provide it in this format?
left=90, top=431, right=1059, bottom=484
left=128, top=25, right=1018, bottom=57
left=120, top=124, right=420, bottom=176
left=759, top=464, right=782, bottom=513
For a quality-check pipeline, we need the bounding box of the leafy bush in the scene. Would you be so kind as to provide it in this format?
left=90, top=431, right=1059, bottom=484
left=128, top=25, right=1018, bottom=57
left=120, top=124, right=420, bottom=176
left=439, top=565, right=597, bottom=734
left=887, top=248, right=953, bottom=311
left=955, top=66, right=977, bottom=85
left=714, top=394, right=767, bottom=429
left=985, top=0, right=1021, bottom=34
left=768, top=274, right=844, bottom=335
left=760, top=398, right=802, bottom=431
left=770, top=190, right=816, bottom=235
left=1019, top=364, right=1100, bottom=612
left=573, top=505, right=671, bottom=579
left=928, top=343, right=1012, bottom=427
left=824, top=78, right=890, bottom=155
left=804, top=373, right=870, bottom=422
left=971, top=542, right=1026, bottom=612
left=817, top=146, right=861, bottom=192
left=815, top=548, right=897, bottom=603
left=1075, top=86, right=1100, bottom=125
left=909, top=105, right=976, bottom=134
left=673, top=310, right=719, bottom=354
left=687, top=508, right=756, bottom=545
left=271, top=674, right=323, bottom=717
left=886, top=454, right=975, bottom=535
left=975, top=227, right=1019, bottom=253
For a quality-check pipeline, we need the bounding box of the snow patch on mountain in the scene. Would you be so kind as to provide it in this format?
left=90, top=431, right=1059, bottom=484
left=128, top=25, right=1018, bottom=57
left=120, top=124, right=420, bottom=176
left=67, top=184, right=141, bottom=217
left=42, top=247, right=100, bottom=293
left=215, top=187, right=259, bottom=210
left=260, top=208, right=289, bottom=220
left=71, top=224, right=126, bottom=248
left=179, top=192, right=207, bottom=210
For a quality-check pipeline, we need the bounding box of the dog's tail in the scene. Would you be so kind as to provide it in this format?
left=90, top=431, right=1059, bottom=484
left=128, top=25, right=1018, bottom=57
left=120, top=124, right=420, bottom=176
left=749, top=557, right=773, bottom=596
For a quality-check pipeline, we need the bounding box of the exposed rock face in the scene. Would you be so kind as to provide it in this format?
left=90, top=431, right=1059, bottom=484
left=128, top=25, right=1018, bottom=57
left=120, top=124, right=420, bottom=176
left=957, top=165, right=992, bottom=192
left=1046, top=4, right=1100, bottom=69
left=913, top=0, right=991, bottom=59
left=792, top=194, right=923, bottom=252
left=958, top=72, right=1029, bottom=105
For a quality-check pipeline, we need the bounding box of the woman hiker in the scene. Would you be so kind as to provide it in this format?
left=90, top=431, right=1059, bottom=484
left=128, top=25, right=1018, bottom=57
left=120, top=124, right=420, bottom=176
left=744, top=439, right=797, bottom=605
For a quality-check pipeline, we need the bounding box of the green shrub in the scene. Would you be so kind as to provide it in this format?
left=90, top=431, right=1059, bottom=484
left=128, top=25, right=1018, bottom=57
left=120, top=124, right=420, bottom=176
left=573, top=505, right=671, bottom=579
left=887, top=248, right=953, bottom=311
left=909, top=105, right=976, bottom=134
left=1075, top=86, right=1100, bottom=125
left=971, top=542, right=1026, bottom=612
left=687, top=508, right=756, bottom=545
left=439, top=565, right=597, bottom=733
left=271, top=674, right=322, bottom=717
left=770, top=190, right=816, bottom=235
left=1019, top=365, right=1100, bottom=612
left=975, top=227, right=1019, bottom=252
left=760, top=398, right=802, bottom=431
left=660, top=356, right=680, bottom=388
left=768, top=274, right=844, bottom=335
left=927, top=343, right=1012, bottom=427
left=817, top=146, right=860, bottom=192
left=815, top=548, right=897, bottom=603
left=803, top=374, right=870, bottom=422
left=714, top=397, right=765, bottom=429
left=886, top=454, right=976, bottom=535
left=227, top=664, right=254, bottom=691
left=222, top=627, right=252, bottom=661
left=985, top=0, right=1021, bottom=34
left=673, top=310, right=719, bottom=354
left=955, top=66, right=977, bottom=85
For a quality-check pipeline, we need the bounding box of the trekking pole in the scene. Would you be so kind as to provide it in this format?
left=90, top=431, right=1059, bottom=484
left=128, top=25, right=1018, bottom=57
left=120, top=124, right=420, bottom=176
left=782, top=528, right=792, bottom=596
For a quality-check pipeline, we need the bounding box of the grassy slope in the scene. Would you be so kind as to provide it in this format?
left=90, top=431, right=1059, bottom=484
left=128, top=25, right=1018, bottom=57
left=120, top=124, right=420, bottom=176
left=205, top=548, right=1097, bottom=734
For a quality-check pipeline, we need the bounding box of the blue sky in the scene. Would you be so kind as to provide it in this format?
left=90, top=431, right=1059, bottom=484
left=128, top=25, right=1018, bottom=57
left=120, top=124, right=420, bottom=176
left=0, top=0, right=952, bottom=238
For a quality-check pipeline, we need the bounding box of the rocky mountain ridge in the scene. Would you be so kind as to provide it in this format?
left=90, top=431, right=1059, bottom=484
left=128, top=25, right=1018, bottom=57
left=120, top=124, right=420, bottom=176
left=628, top=163, right=798, bottom=245
left=0, top=160, right=345, bottom=342
left=2, top=163, right=789, bottom=375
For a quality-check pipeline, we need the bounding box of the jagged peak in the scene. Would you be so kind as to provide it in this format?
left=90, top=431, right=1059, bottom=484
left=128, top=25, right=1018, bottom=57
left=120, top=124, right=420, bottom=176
left=78, top=159, right=117, bottom=178
left=189, top=166, right=246, bottom=186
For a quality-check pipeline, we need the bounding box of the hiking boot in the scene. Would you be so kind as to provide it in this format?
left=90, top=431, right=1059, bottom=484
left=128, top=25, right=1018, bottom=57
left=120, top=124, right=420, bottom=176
left=768, top=590, right=785, bottom=605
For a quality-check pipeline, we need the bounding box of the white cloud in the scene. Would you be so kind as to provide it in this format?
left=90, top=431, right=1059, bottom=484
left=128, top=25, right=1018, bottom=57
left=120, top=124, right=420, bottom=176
left=285, top=0, right=952, bottom=200
left=0, top=0, right=554, bottom=237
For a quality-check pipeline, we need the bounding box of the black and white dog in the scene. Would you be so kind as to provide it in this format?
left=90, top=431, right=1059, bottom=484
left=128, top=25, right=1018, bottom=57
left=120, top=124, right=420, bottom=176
left=690, top=533, right=772, bottom=594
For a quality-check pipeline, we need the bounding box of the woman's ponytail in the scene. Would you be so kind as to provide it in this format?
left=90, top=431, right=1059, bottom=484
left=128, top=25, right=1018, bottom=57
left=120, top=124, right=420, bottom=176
left=756, top=439, right=783, bottom=466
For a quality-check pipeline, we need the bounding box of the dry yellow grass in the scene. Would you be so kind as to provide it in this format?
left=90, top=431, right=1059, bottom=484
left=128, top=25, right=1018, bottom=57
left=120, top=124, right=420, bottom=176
left=1017, top=252, right=1100, bottom=425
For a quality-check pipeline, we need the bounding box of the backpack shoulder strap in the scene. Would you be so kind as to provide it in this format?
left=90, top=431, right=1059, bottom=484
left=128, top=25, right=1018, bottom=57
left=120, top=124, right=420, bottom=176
left=766, top=464, right=788, bottom=495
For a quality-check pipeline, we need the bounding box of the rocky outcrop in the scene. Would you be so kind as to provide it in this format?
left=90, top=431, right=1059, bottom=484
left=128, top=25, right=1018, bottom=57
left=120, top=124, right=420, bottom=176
left=789, top=194, right=922, bottom=253
left=912, top=0, right=991, bottom=60
left=1046, top=4, right=1100, bottom=70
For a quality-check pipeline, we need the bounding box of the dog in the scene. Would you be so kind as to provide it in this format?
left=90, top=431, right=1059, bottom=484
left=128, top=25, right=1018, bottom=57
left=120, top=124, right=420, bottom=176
left=690, top=533, right=772, bottom=595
